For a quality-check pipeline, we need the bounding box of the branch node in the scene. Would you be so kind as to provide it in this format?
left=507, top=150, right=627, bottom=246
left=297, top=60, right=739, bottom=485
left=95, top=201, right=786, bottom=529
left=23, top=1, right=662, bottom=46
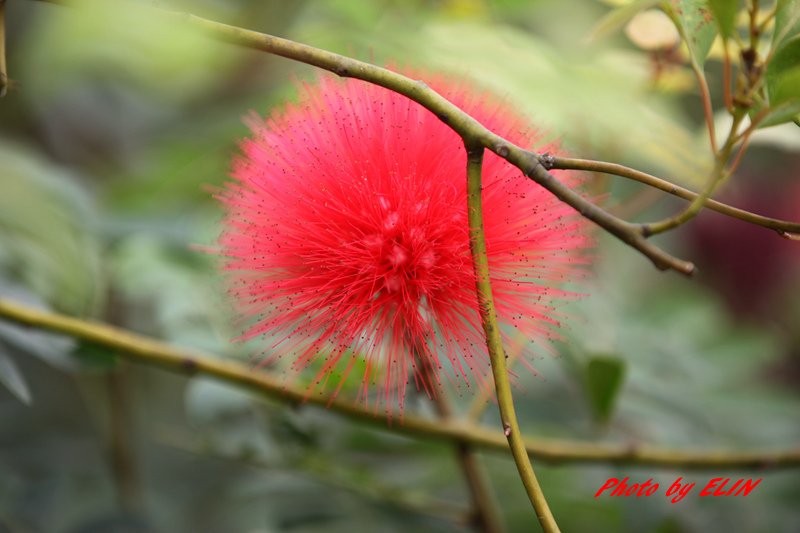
left=494, top=143, right=510, bottom=158
left=181, top=358, right=199, bottom=374
left=539, top=152, right=555, bottom=170
left=779, top=230, right=800, bottom=241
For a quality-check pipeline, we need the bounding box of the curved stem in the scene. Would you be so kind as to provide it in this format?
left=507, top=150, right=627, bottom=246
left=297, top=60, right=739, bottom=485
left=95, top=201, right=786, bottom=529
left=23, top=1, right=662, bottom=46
left=642, top=111, right=745, bottom=236
left=722, top=40, right=733, bottom=112
left=464, top=144, right=559, bottom=532
left=548, top=157, right=800, bottom=236
left=533, top=155, right=693, bottom=274
left=1, top=298, right=799, bottom=469
left=692, top=61, right=717, bottom=155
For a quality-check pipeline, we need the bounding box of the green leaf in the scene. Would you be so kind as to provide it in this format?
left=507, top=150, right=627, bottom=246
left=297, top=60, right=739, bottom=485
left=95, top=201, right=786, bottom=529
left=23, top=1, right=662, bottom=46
left=0, top=146, right=103, bottom=316
left=763, top=36, right=800, bottom=127
left=773, top=0, right=800, bottom=51
left=666, top=0, right=718, bottom=66
left=759, top=99, right=800, bottom=128
left=707, top=0, right=739, bottom=38
left=71, top=340, right=119, bottom=370
left=588, top=0, right=661, bottom=42
left=0, top=348, right=32, bottom=405
left=585, top=354, right=626, bottom=423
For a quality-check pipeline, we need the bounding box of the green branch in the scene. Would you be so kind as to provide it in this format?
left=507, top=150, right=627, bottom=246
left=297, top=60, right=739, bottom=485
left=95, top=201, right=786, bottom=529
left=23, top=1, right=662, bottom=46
left=641, top=111, right=746, bottom=237
left=546, top=156, right=800, bottom=236
left=1, top=298, right=799, bottom=470
left=464, top=143, right=558, bottom=531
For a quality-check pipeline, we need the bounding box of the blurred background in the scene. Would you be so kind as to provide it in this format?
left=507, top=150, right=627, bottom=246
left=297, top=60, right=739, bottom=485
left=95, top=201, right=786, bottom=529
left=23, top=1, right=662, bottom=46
left=1, top=0, right=799, bottom=531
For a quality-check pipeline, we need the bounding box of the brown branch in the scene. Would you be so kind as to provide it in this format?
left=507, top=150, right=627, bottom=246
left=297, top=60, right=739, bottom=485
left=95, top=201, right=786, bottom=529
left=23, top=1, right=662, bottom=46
left=692, top=62, right=718, bottom=155
left=548, top=157, right=800, bottom=236
left=2, top=299, right=800, bottom=471
left=640, top=110, right=746, bottom=236
left=722, top=41, right=733, bottom=112
left=533, top=155, right=693, bottom=274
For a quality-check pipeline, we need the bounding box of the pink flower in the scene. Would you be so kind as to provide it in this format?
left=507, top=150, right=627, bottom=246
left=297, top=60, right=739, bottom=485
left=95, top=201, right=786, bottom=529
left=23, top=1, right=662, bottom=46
left=217, top=73, right=590, bottom=414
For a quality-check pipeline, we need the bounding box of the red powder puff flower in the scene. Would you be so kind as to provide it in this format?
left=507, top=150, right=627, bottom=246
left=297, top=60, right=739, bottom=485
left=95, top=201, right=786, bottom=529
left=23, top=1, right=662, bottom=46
left=217, top=72, right=590, bottom=414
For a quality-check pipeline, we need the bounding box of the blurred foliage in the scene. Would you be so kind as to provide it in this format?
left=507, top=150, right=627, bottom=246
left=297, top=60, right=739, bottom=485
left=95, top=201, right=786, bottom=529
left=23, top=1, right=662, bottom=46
left=1, top=0, right=799, bottom=532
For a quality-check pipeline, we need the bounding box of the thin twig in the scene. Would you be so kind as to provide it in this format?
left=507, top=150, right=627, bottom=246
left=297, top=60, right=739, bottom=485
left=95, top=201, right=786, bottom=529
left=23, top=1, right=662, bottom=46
left=640, top=62, right=732, bottom=237
left=548, top=157, right=800, bottom=236
left=757, top=4, right=777, bottom=34
left=1, top=298, right=800, bottom=469
left=749, top=0, right=761, bottom=51
left=641, top=111, right=746, bottom=236
left=722, top=40, right=733, bottom=112
left=692, top=61, right=718, bottom=155
left=728, top=112, right=766, bottom=176
left=535, top=155, right=694, bottom=274
left=465, top=144, right=558, bottom=532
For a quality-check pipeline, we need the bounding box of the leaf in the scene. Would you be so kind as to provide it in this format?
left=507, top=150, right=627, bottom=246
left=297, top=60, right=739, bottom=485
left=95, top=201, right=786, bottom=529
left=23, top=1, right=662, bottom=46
left=773, top=0, right=800, bottom=51
left=585, top=354, right=626, bottom=423
left=763, top=36, right=800, bottom=127
left=707, top=0, right=739, bottom=38
left=588, top=0, right=661, bottom=42
left=0, top=348, right=32, bottom=405
left=666, top=0, right=718, bottom=66
left=0, top=145, right=103, bottom=316
left=71, top=340, right=119, bottom=370
left=759, top=99, right=800, bottom=128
